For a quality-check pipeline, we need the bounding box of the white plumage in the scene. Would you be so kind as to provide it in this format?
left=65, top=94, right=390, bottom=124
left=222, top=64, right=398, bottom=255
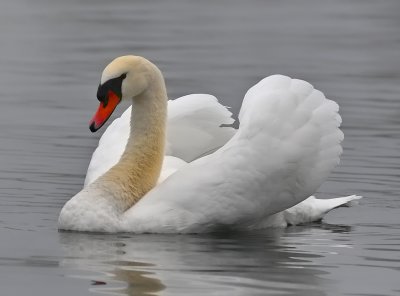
left=59, top=73, right=361, bottom=233
left=120, top=75, right=354, bottom=233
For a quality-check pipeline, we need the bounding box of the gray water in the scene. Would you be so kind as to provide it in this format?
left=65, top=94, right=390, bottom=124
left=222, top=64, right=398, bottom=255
left=1, top=0, right=399, bottom=295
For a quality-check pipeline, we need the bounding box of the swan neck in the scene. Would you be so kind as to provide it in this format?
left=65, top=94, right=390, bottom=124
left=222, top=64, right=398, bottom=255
left=130, top=85, right=167, bottom=146
left=97, top=73, right=167, bottom=212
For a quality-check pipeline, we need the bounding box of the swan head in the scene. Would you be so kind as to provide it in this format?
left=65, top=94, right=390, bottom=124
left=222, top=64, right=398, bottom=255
left=89, top=55, right=159, bottom=132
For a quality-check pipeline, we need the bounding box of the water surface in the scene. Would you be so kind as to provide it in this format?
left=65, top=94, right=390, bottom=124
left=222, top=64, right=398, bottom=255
left=1, top=0, right=399, bottom=295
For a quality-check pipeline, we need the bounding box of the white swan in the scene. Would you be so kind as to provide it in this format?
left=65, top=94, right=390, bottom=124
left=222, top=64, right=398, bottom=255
left=58, top=55, right=361, bottom=233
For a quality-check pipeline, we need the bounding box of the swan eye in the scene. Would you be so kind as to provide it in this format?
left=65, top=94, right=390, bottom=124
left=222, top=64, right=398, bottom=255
left=97, top=73, right=127, bottom=103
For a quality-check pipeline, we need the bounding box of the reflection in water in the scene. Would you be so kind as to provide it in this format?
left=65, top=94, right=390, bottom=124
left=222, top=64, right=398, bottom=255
left=109, top=265, right=165, bottom=296
left=89, top=264, right=165, bottom=296
left=59, top=223, right=353, bottom=296
left=59, top=233, right=165, bottom=296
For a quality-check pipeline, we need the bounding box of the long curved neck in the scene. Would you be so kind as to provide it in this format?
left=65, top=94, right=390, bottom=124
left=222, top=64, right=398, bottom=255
left=96, top=73, right=167, bottom=212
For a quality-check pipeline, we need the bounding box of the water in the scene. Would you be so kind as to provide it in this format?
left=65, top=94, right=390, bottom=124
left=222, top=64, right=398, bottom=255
left=1, top=0, right=399, bottom=295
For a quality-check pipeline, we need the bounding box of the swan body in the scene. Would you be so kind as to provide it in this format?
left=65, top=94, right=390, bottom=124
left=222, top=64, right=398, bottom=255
left=58, top=55, right=361, bottom=233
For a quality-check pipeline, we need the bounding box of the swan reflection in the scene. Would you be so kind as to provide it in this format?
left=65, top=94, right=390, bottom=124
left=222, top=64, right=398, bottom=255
left=59, top=223, right=353, bottom=296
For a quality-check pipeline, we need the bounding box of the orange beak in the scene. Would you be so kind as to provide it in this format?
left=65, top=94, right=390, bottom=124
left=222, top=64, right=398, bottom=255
left=89, top=90, right=121, bottom=132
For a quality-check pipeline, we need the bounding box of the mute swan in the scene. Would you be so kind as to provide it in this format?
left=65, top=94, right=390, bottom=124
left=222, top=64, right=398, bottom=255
left=58, top=55, right=361, bottom=233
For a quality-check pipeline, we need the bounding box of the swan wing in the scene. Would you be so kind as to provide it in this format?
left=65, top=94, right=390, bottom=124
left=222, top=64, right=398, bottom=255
left=84, top=94, right=235, bottom=186
left=166, top=94, right=235, bottom=162
left=123, top=75, right=344, bottom=233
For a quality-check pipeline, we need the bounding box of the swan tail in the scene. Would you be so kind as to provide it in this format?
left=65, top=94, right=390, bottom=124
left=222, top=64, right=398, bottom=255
left=249, top=195, right=362, bottom=229
left=282, top=195, right=363, bottom=225
left=324, top=194, right=363, bottom=209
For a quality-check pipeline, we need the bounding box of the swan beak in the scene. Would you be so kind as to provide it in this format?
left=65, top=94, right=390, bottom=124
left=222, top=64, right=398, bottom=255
left=89, top=90, right=121, bottom=132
